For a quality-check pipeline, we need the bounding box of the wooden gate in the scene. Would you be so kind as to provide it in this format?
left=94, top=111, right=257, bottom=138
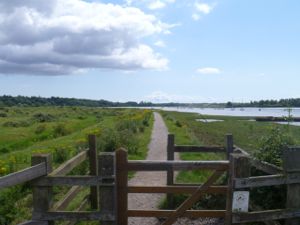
left=115, top=134, right=232, bottom=225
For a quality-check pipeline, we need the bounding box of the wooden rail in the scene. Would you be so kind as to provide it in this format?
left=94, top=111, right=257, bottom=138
left=0, top=162, right=46, bottom=189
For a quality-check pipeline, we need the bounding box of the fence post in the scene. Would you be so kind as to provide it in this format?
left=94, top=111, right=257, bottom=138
left=167, top=134, right=175, bottom=208
left=226, top=134, right=234, bottom=160
left=116, top=149, right=128, bottom=225
left=225, top=153, right=251, bottom=225
left=284, top=147, right=300, bottom=225
left=31, top=154, right=53, bottom=225
left=98, top=152, right=115, bottom=225
left=89, top=134, right=98, bottom=209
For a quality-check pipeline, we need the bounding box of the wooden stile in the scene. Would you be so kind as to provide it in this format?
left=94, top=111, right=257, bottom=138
left=116, top=149, right=128, bottom=225
left=89, top=134, right=98, bottom=210
left=31, top=154, right=54, bottom=225
left=99, top=152, right=115, bottom=225
left=167, top=134, right=175, bottom=209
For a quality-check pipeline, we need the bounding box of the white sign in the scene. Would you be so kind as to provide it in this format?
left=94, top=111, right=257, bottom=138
left=232, top=191, right=249, bottom=212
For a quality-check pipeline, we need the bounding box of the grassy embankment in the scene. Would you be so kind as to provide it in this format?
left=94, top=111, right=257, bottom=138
left=0, top=106, right=154, bottom=225
left=159, top=110, right=300, bottom=210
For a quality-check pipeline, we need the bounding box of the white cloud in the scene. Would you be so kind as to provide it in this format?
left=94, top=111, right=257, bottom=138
left=195, top=2, right=215, bottom=14
left=144, top=91, right=208, bottom=103
left=0, top=0, right=171, bottom=75
left=192, top=13, right=200, bottom=21
left=196, top=67, right=221, bottom=74
left=154, top=40, right=166, bottom=47
left=148, top=1, right=166, bottom=10
left=126, top=0, right=176, bottom=10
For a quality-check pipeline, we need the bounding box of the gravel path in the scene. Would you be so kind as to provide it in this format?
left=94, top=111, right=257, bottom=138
left=128, top=112, right=222, bottom=225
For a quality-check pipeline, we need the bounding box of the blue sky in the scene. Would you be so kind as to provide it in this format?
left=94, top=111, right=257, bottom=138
left=0, top=0, right=299, bottom=103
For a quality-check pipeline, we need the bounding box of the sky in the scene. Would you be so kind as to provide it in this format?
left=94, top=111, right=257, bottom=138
left=0, top=0, right=299, bottom=103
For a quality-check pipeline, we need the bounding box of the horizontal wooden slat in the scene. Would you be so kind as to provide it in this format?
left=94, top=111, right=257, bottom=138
left=54, top=186, right=82, bottom=210
left=127, top=185, right=227, bottom=194
left=174, top=145, right=226, bottom=153
left=127, top=210, right=226, bottom=218
left=38, top=211, right=115, bottom=221
left=251, top=158, right=283, bottom=175
left=34, top=176, right=114, bottom=186
left=233, top=209, right=300, bottom=223
left=50, top=150, right=88, bottom=176
left=235, top=174, right=300, bottom=188
left=66, top=196, right=89, bottom=225
left=233, top=146, right=250, bottom=156
left=18, top=221, right=48, bottom=225
left=127, top=160, right=229, bottom=171
left=0, top=163, right=46, bottom=189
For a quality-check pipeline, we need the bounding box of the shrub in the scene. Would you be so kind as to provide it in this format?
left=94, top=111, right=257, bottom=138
left=35, top=124, right=47, bottom=134
left=53, top=124, right=70, bottom=137
left=32, top=113, right=55, bottom=122
left=251, top=126, right=295, bottom=211
left=97, top=128, right=120, bottom=152
left=0, top=112, right=7, bottom=117
left=3, top=120, right=31, bottom=127
left=175, top=120, right=182, bottom=127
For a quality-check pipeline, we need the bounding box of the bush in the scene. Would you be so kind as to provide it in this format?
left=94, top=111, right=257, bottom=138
left=251, top=126, right=295, bottom=212
left=35, top=124, right=47, bottom=134
left=0, top=112, right=7, bottom=117
left=3, top=120, right=31, bottom=127
left=53, top=124, right=70, bottom=137
left=97, top=128, right=120, bottom=152
left=32, top=113, right=55, bottom=122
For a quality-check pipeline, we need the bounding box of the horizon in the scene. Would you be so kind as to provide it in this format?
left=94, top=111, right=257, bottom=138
left=0, top=1, right=299, bottom=103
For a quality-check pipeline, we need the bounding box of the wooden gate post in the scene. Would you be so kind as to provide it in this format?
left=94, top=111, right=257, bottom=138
left=226, top=134, right=234, bottom=160
left=225, top=153, right=251, bottom=225
left=89, top=134, right=98, bottom=209
left=167, top=134, right=175, bottom=208
left=116, top=149, right=128, bottom=225
left=31, top=154, right=53, bottom=225
left=98, top=152, right=115, bottom=225
left=284, top=147, right=300, bottom=225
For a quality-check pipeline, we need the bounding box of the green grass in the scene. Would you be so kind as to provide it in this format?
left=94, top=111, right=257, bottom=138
left=159, top=110, right=300, bottom=211
left=0, top=106, right=154, bottom=225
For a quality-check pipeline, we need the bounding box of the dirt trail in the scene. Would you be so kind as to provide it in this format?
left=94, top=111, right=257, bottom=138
left=128, top=112, right=221, bottom=225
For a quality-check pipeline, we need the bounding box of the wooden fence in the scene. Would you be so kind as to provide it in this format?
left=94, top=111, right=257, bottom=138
left=0, top=134, right=115, bottom=225
left=2, top=133, right=300, bottom=225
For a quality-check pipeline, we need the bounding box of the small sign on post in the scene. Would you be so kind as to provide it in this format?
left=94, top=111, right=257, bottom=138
left=232, top=191, right=249, bottom=213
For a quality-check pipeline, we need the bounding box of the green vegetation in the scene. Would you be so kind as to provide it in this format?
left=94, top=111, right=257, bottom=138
left=160, top=110, right=300, bottom=214
left=0, top=106, right=154, bottom=225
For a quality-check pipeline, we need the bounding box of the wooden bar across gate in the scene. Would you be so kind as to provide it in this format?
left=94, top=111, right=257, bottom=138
left=115, top=148, right=229, bottom=225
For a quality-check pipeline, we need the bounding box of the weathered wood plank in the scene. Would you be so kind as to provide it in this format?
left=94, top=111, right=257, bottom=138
left=127, top=160, right=229, bottom=171
left=31, top=154, right=53, bottom=225
left=127, top=185, right=227, bottom=194
left=65, top=196, right=89, bottom=225
left=174, top=145, right=226, bottom=153
left=99, top=152, right=115, bottom=225
left=127, top=210, right=226, bottom=218
left=284, top=147, right=300, bottom=225
left=34, top=176, right=114, bottom=186
left=162, top=170, right=224, bottom=225
left=88, top=135, right=98, bottom=209
left=234, top=174, right=300, bottom=189
left=233, top=209, right=300, bottom=223
left=226, top=134, right=234, bottom=160
left=37, top=211, right=115, bottom=221
left=0, top=163, right=46, bottom=189
left=225, top=153, right=250, bottom=225
left=53, top=186, right=82, bottom=210
left=251, top=158, right=283, bottom=175
left=250, top=203, right=281, bottom=225
left=233, top=146, right=250, bottom=156
left=167, top=134, right=175, bottom=209
left=116, top=149, right=128, bottom=225
left=50, top=150, right=88, bottom=176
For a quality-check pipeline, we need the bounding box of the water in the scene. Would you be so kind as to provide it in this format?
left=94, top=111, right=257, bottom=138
left=151, top=107, right=300, bottom=118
